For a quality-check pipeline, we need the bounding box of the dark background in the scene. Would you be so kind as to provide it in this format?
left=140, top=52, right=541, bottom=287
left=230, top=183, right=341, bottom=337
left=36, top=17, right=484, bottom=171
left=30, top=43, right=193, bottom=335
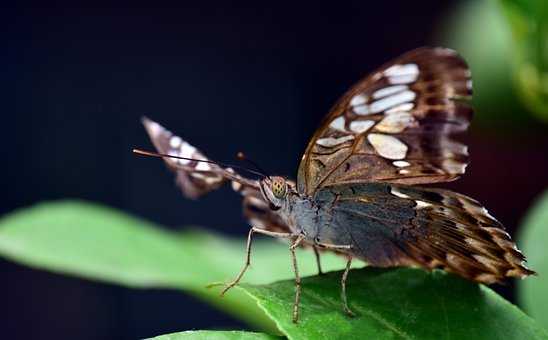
left=3, top=2, right=548, bottom=339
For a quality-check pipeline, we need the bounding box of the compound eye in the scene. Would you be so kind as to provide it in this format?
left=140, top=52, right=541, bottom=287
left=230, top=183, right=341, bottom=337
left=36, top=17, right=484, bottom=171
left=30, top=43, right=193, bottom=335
left=271, top=178, right=287, bottom=199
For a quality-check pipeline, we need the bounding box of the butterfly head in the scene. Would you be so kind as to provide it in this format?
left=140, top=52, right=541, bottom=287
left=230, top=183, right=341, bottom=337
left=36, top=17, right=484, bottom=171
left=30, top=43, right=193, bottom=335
left=260, top=176, right=289, bottom=210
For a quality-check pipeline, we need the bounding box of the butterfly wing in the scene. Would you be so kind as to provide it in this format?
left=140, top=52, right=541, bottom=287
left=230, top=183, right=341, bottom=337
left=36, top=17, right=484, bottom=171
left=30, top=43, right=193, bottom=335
left=313, top=183, right=534, bottom=283
left=142, top=117, right=229, bottom=199
left=142, top=117, right=292, bottom=232
left=297, top=47, right=473, bottom=196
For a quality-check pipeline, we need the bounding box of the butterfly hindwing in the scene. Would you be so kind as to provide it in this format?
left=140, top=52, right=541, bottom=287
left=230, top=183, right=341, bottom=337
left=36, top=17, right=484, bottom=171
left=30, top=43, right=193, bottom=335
left=313, top=183, right=534, bottom=283
left=298, top=47, right=473, bottom=196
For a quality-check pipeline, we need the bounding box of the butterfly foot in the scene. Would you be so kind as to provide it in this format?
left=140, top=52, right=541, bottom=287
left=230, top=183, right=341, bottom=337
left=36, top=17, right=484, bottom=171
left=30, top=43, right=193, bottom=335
left=343, top=305, right=356, bottom=318
left=220, top=283, right=237, bottom=297
left=292, top=311, right=300, bottom=324
left=205, top=282, right=223, bottom=289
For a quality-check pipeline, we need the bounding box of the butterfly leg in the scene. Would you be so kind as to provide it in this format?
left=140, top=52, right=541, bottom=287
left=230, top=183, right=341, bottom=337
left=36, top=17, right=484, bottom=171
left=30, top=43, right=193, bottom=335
left=341, top=257, right=355, bottom=317
left=315, top=242, right=355, bottom=316
left=289, top=234, right=305, bottom=323
left=221, top=227, right=295, bottom=296
left=312, top=246, right=324, bottom=275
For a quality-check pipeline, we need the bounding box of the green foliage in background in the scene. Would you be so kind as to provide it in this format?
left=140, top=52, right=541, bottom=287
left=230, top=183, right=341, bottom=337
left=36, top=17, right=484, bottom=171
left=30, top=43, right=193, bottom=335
left=0, top=201, right=547, bottom=339
left=0, top=201, right=352, bottom=333
left=442, top=0, right=548, bottom=126
left=499, top=0, right=548, bottom=121
left=518, top=189, right=548, bottom=331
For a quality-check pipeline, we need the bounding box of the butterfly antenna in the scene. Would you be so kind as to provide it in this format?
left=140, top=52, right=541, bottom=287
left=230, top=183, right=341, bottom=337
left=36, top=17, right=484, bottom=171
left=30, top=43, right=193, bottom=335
left=133, top=149, right=267, bottom=178
left=236, top=152, right=271, bottom=179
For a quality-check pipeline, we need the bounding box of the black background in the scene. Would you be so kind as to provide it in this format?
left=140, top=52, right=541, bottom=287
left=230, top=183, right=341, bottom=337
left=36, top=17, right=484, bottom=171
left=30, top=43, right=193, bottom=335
left=3, top=2, right=548, bottom=339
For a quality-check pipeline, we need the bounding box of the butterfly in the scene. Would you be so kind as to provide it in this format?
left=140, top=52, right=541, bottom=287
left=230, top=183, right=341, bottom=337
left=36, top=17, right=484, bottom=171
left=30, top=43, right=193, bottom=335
left=137, top=47, right=534, bottom=323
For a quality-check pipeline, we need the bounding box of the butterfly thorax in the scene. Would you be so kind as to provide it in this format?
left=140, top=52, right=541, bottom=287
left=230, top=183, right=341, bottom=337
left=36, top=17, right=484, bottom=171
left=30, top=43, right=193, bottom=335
left=259, top=176, right=311, bottom=236
left=260, top=176, right=356, bottom=248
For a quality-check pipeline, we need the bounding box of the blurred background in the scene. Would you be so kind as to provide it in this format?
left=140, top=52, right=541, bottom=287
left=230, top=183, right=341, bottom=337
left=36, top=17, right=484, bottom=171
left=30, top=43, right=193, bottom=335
left=3, top=1, right=548, bottom=339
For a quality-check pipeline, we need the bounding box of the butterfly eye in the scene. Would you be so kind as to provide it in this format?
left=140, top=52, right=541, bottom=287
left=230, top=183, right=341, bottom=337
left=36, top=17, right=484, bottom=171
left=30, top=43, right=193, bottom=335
left=271, top=177, right=287, bottom=199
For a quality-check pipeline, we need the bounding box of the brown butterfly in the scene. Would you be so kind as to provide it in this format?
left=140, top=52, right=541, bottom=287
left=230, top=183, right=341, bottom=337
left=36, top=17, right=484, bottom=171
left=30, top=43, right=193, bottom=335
left=137, top=47, right=534, bottom=323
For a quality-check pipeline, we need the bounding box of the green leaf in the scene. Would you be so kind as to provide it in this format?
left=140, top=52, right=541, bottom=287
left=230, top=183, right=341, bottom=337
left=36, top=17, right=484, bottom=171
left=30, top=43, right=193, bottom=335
left=518, top=189, right=548, bottom=330
left=1, top=200, right=546, bottom=339
left=241, top=268, right=548, bottom=340
left=0, top=200, right=349, bottom=332
left=148, top=330, right=282, bottom=340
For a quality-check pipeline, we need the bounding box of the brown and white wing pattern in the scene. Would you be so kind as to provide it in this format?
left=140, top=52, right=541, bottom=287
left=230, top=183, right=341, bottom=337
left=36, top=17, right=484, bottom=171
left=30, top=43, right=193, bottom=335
left=142, top=117, right=226, bottom=199
left=298, top=47, right=473, bottom=196
left=386, top=185, right=535, bottom=283
left=142, top=117, right=293, bottom=232
left=317, top=183, right=535, bottom=284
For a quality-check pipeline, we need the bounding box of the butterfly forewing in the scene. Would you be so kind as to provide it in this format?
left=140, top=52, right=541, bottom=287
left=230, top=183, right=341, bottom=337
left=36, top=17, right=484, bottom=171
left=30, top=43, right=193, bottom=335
left=298, top=47, right=473, bottom=196
left=142, top=117, right=226, bottom=199
left=143, top=117, right=294, bottom=232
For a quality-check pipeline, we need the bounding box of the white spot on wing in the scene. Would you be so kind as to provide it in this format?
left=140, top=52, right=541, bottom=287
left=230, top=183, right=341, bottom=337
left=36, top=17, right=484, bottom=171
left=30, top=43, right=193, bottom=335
left=372, top=85, right=408, bottom=99
left=374, top=112, right=415, bottom=133
left=390, top=187, right=411, bottom=199
left=388, top=74, right=419, bottom=85
left=350, top=94, right=367, bottom=106
left=367, top=133, right=408, bottom=160
left=195, top=162, right=211, bottom=171
left=170, top=136, right=182, bottom=148
left=369, top=90, right=416, bottom=114
left=349, top=120, right=375, bottom=134
left=180, top=142, right=197, bottom=157
left=384, top=103, right=415, bottom=114
left=316, top=135, right=355, bottom=147
left=393, top=160, right=410, bottom=167
left=385, top=64, right=419, bottom=77
left=329, top=116, right=346, bottom=131
left=353, top=105, right=372, bottom=115
left=466, top=79, right=473, bottom=90
left=386, top=102, right=414, bottom=114
left=176, top=142, right=196, bottom=164
left=415, top=200, right=431, bottom=209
